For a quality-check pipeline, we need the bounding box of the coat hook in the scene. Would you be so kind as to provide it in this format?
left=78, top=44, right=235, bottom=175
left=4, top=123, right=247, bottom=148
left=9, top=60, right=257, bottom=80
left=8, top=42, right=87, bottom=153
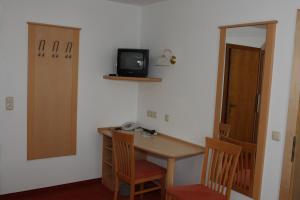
left=52, top=40, right=60, bottom=58
left=68, top=42, right=72, bottom=53
left=65, top=42, right=72, bottom=59
left=38, top=39, right=46, bottom=57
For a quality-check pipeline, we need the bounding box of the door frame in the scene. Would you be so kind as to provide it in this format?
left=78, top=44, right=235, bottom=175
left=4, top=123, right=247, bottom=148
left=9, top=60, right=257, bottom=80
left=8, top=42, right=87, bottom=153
left=213, top=20, right=277, bottom=199
left=280, top=10, right=300, bottom=200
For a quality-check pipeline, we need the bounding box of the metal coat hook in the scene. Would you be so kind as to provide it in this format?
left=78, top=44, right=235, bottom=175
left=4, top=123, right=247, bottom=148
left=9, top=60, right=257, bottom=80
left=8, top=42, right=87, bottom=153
left=38, top=40, right=46, bottom=57
left=65, top=42, right=73, bottom=59
left=52, top=40, right=60, bottom=58
left=68, top=42, right=72, bottom=58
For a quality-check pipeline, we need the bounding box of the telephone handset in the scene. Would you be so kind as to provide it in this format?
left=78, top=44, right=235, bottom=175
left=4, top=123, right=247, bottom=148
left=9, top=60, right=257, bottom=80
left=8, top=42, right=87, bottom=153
left=121, top=122, right=139, bottom=131
left=119, top=122, right=156, bottom=135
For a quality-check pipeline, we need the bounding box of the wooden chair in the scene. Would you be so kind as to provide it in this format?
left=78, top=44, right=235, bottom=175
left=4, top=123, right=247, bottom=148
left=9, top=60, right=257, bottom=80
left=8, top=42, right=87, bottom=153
left=112, top=130, right=166, bottom=200
left=166, top=137, right=241, bottom=200
left=218, top=123, right=231, bottom=139
left=221, top=137, right=257, bottom=197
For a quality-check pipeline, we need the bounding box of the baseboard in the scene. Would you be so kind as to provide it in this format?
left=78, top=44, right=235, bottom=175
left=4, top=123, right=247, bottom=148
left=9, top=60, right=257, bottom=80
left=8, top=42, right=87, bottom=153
left=0, top=178, right=102, bottom=198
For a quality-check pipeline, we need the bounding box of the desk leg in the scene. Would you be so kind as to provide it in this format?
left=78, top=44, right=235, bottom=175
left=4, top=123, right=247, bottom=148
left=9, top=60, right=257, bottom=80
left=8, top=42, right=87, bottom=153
left=166, top=158, right=176, bottom=188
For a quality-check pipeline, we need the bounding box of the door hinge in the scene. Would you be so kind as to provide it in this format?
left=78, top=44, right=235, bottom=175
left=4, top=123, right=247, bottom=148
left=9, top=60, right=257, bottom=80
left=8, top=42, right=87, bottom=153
left=291, top=136, right=296, bottom=162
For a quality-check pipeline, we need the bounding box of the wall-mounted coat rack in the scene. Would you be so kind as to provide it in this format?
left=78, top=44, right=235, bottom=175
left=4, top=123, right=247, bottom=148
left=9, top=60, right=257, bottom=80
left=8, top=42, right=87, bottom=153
left=27, top=22, right=81, bottom=160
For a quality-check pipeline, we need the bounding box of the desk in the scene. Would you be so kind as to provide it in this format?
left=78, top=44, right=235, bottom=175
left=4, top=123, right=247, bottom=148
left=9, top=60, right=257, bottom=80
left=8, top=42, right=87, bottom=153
left=98, top=127, right=205, bottom=190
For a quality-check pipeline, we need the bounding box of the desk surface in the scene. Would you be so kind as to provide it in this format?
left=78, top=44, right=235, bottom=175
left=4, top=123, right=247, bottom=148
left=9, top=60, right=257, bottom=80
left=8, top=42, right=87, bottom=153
left=98, top=127, right=205, bottom=159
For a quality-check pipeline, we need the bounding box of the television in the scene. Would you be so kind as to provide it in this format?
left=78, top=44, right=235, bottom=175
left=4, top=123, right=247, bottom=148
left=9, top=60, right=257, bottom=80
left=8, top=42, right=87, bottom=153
left=117, top=48, right=149, bottom=77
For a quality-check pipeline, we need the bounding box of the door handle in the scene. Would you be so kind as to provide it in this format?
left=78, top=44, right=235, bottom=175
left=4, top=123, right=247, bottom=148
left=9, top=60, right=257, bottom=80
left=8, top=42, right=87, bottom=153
left=291, top=136, right=296, bottom=162
left=229, top=103, right=237, bottom=108
left=228, top=103, right=237, bottom=116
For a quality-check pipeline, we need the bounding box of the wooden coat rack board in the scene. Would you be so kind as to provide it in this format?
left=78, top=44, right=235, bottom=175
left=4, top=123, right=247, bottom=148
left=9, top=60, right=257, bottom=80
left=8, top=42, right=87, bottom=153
left=27, top=22, right=81, bottom=160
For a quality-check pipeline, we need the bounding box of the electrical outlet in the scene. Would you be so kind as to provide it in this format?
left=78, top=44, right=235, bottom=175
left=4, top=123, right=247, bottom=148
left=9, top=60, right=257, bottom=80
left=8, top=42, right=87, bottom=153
left=164, top=114, right=169, bottom=122
left=147, top=110, right=157, bottom=118
left=152, top=111, right=157, bottom=118
left=5, top=96, right=14, bottom=111
left=272, top=131, right=281, bottom=141
left=147, top=110, right=152, bottom=117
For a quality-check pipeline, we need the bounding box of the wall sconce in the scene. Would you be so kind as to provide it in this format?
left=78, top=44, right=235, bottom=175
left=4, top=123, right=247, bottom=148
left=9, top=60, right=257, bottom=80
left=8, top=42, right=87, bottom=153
left=156, top=49, right=176, bottom=66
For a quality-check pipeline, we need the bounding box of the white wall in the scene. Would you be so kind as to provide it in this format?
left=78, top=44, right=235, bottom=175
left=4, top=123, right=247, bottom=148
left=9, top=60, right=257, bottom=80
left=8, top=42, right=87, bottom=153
left=227, top=26, right=266, bottom=48
left=0, top=0, right=141, bottom=194
left=1, top=0, right=299, bottom=199
left=138, top=0, right=300, bottom=200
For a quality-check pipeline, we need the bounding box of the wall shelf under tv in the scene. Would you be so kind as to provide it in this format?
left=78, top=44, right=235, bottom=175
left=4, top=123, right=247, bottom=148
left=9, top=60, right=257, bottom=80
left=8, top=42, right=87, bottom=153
left=103, top=75, right=162, bottom=82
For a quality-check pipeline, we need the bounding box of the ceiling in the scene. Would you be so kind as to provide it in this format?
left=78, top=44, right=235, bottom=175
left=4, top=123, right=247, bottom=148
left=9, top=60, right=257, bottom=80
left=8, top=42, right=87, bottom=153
left=107, top=0, right=166, bottom=6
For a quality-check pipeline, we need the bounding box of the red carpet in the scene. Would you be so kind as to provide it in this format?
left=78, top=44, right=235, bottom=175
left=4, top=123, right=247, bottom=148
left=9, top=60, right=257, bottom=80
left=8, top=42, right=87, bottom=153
left=0, top=179, right=160, bottom=200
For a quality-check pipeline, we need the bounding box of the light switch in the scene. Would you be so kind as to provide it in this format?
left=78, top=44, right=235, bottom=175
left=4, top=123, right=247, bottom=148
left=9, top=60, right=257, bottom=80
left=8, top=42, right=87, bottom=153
left=272, top=131, right=281, bottom=142
left=5, top=96, right=14, bottom=111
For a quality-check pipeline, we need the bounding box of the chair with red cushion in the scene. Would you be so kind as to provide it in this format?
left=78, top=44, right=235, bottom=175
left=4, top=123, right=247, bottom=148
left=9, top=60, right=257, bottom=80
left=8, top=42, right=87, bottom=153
left=112, top=130, right=166, bottom=200
left=166, top=137, right=241, bottom=200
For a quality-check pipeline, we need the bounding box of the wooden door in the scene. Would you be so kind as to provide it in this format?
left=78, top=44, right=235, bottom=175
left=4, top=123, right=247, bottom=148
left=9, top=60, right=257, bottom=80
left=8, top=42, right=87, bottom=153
left=222, top=44, right=263, bottom=143
left=292, top=100, right=300, bottom=199
left=280, top=10, right=300, bottom=200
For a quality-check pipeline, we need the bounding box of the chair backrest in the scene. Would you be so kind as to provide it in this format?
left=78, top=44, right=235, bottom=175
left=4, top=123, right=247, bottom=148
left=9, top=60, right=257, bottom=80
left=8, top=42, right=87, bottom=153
left=221, top=137, right=257, bottom=197
left=112, top=130, right=135, bottom=182
left=218, top=123, right=231, bottom=139
left=201, top=137, right=241, bottom=199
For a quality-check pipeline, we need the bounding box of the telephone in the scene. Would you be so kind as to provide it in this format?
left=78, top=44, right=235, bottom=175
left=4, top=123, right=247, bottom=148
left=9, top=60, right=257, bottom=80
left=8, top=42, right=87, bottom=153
left=120, top=122, right=157, bottom=135
left=121, top=122, right=139, bottom=131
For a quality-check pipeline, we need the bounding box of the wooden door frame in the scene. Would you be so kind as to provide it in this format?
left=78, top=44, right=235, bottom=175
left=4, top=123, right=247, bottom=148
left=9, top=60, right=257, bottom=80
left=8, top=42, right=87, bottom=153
left=213, top=20, right=277, bottom=199
left=280, top=10, right=300, bottom=200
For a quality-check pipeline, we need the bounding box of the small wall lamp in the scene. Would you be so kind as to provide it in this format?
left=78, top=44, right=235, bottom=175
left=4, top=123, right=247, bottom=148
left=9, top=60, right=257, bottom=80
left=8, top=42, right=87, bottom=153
left=156, top=49, right=176, bottom=66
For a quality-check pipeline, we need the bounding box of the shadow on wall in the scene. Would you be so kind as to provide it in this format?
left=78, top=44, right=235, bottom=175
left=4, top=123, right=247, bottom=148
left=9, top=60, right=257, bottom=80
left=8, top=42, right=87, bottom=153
left=174, top=155, right=202, bottom=185
left=147, top=154, right=202, bottom=186
left=0, top=143, right=2, bottom=194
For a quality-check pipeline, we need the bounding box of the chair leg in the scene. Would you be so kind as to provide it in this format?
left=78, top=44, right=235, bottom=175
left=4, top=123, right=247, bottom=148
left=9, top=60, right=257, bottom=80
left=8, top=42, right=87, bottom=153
left=140, top=183, right=144, bottom=200
left=160, top=177, right=165, bottom=200
left=130, top=183, right=135, bottom=200
left=114, top=177, right=119, bottom=200
left=166, top=193, right=173, bottom=200
left=165, top=193, right=169, bottom=200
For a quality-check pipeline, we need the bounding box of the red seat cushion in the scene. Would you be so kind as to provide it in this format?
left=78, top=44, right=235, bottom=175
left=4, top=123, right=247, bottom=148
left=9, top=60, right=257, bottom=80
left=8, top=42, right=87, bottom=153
left=167, top=184, right=227, bottom=200
left=135, top=160, right=166, bottom=180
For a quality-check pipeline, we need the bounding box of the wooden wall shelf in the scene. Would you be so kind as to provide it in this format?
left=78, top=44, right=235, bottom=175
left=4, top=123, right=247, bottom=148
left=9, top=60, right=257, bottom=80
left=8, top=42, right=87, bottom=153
left=103, top=75, right=162, bottom=82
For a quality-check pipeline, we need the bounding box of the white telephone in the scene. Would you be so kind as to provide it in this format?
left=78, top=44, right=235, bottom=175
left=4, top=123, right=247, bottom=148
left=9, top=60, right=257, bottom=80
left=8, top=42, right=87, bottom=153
left=121, top=122, right=139, bottom=131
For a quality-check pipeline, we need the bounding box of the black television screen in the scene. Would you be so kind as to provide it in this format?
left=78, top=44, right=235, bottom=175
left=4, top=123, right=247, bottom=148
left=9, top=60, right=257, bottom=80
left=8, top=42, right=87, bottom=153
left=117, top=49, right=149, bottom=77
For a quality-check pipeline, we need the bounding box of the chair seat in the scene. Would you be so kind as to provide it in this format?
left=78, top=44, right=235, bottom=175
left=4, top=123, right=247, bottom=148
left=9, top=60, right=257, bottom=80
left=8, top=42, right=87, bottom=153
left=167, top=184, right=227, bottom=200
left=135, top=160, right=166, bottom=180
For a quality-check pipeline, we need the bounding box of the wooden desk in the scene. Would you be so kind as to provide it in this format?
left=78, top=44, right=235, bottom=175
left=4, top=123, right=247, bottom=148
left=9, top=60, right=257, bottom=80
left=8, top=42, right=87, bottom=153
left=98, top=127, right=205, bottom=190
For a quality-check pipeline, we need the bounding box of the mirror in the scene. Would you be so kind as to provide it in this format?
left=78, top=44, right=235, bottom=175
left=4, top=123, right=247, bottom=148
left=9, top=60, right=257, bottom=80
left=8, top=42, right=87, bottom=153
left=214, top=21, right=277, bottom=199
left=223, top=25, right=266, bottom=197
left=223, top=26, right=266, bottom=144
